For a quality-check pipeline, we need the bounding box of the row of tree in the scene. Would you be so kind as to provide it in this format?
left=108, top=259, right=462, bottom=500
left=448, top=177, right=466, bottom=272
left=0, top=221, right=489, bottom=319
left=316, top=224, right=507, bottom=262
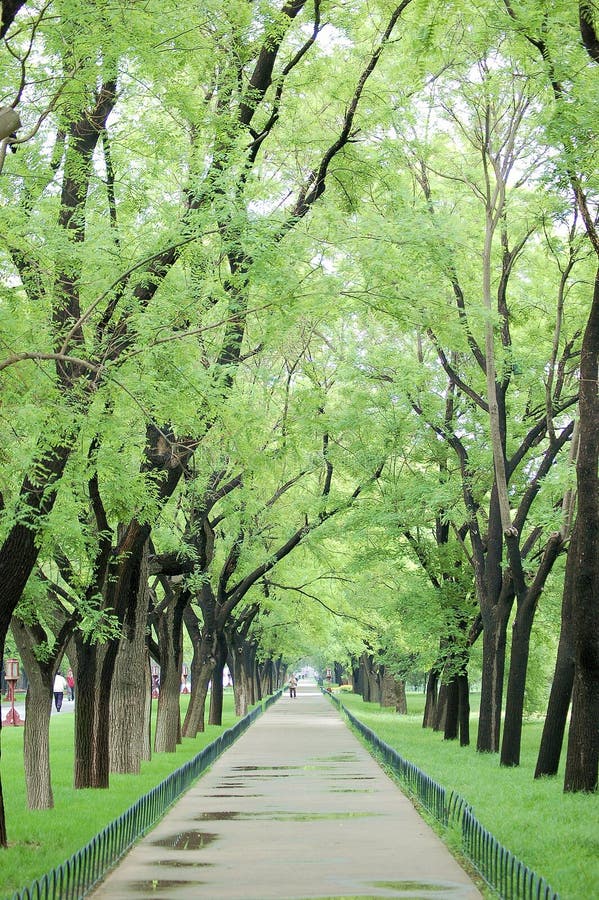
left=0, top=0, right=597, bottom=849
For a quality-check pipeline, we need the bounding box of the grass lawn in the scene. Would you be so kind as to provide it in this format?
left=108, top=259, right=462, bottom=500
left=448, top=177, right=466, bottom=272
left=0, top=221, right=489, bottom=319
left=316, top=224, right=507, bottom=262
left=0, top=692, right=242, bottom=898
left=337, top=690, right=599, bottom=900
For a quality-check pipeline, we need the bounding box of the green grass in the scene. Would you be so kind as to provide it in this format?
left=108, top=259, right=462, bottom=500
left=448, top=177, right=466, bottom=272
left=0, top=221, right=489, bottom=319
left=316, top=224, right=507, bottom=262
left=0, top=693, right=241, bottom=898
left=338, top=691, right=599, bottom=900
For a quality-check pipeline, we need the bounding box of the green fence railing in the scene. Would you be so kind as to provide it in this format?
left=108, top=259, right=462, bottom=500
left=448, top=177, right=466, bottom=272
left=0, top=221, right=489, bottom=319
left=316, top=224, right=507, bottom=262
left=325, top=690, right=559, bottom=900
left=8, top=689, right=283, bottom=900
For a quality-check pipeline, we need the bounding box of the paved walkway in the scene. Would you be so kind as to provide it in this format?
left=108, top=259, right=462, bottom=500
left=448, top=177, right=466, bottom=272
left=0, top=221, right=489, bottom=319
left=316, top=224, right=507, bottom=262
left=91, top=686, right=482, bottom=899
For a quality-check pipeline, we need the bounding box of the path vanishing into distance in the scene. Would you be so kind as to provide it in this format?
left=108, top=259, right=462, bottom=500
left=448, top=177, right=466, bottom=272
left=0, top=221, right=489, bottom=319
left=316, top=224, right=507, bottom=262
left=91, top=685, right=483, bottom=900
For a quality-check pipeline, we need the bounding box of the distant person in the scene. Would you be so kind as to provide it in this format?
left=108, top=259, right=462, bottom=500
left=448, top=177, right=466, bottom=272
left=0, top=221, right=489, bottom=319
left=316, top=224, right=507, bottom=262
left=66, top=668, right=75, bottom=701
left=289, top=674, right=298, bottom=699
left=53, top=671, right=67, bottom=711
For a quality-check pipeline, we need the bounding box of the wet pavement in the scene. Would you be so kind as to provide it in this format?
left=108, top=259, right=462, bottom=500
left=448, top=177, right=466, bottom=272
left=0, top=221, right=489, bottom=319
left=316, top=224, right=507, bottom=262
left=90, top=686, right=483, bottom=899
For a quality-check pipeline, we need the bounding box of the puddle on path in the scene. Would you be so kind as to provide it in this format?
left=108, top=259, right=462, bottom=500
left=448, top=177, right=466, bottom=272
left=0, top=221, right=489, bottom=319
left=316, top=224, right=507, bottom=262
left=372, top=880, right=473, bottom=896
left=127, top=879, right=204, bottom=893
left=205, top=793, right=263, bottom=798
left=295, top=888, right=468, bottom=900
left=155, top=859, right=213, bottom=868
left=328, top=775, right=375, bottom=780
left=313, top=754, right=359, bottom=763
left=233, top=765, right=300, bottom=771
left=151, top=831, right=218, bottom=850
left=329, top=788, right=374, bottom=794
left=229, top=772, right=293, bottom=778
left=194, top=810, right=380, bottom=822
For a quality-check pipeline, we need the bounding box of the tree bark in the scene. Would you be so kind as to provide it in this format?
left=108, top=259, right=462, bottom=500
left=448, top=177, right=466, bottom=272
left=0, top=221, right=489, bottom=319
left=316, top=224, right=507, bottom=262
left=444, top=679, right=459, bottom=741
left=379, top=667, right=397, bottom=708
left=208, top=632, right=228, bottom=726
left=564, top=270, right=599, bottom=793
left=423, top=669, right=439, bottom=728
left=110, top=542, right=152, bottom=773
left=10, top=618, right=61, bottom=809
left=477, top=595, right=511, bottom=752
left=535, top=530, right=577, bottom=778
left=181, top=622, right=217, bottom=737
left=154, top=587, right=187, bottom=753
left=394, top=678, right=408, bottom=714
left=433, top=683, right=447, bottom=732
left=458, top=673, right=470, bottom=746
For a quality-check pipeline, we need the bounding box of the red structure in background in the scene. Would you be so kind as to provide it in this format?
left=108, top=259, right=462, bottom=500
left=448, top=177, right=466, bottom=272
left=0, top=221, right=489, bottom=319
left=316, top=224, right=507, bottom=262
left=3, top=658, right=23, bottom=726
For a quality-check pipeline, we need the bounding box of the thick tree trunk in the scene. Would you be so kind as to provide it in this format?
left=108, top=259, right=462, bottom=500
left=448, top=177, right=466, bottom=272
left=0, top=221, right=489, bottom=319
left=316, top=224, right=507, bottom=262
left=10, top=619, right=56, bottom=808
left=394, top=679, right=408, bottom=714
left=154, top=589, right=187, bottom=753
left=351, top=661, right=361, bottom=695
left=110, top=543, right=152, bottom=772
left=110, top=642, right=152, bottom=772
left=208, top=632, right=228, bottom=726
left=564, top=272, right=599, bottom=793
left=360, top=655, right=371, bottom=701
left=444, top=678, right=459, bottom=741
left=535, top=533, right=577, bottom=777
left=74, top=640, right=109, bottom=789
left=251, top=647, right=262, bottom=704
left=423, top=669, right=438, bottom=728
left=500, top=601, right=536, bottom=766
left=233, top=665, right=252, bottom=717
left=23, top=680, right=54, bottom=809
left=458, top=673, right=470, bottom=746
left=380, top=670, right=399, bottom=708
left=433, top=683, right=447, bottom=732
left=477, top=603, right=510, bottom=752
left=182, top=624, right=217, bottom=737
left=228, top=629, right=251, bottom=716
left=259, top=658, right=274, bottom=697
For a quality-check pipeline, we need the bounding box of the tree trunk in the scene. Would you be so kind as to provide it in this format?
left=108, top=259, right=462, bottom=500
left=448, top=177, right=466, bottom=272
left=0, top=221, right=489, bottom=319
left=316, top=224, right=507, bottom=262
left=477, top=602, right=510, bottom=752
left=458, top=673, right=470, bottom=747
left=251, top=647, right=262, bottom=704
left=351, top=661, right=362, bottom=695
left=423, top=669, right=438, bottom=728
left=564, top=271, right=599, bottom=793
left=73, top=639, right=108, bottom=789
left=181, top=623, right=217, bottom=737
left=259, top=658, right=274, bottom=697
left=394, top=679, right=408, bottom=714
left=22, top=685, right=54, bottom=809
left=228, top=629, right=252, bottom=716
left=535, top=533, right=577, bottom=777
left=154, top=588, right=187, bottom=753
left=110, top=542, right=152, bottom=773
left=433, top=683, right=447, bottom=732
left=208, top=632, right=228, bottom=726
left=500, top=601, right=536, bottom=766
left=444, top=678, right=459, bottom=740
left=10, top=618, right=56, bottom=809
left=380, top=670, right=397, bottom=708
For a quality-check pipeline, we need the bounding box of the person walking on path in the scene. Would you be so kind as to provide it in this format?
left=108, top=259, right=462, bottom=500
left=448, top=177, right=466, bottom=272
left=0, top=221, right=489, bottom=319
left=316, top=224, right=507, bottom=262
left=288, top=674, right=298, bottom=698
left=53, top=671, right=66, bottom=711
left=66, top=668, right=75, bottom=701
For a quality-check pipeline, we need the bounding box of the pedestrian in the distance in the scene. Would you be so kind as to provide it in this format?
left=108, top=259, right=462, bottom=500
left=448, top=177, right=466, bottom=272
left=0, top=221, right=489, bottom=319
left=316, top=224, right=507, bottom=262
left=66, top=668, right=75, bottom=701
left=289, top=674, right=298, bottom=698
left=53, top=671, right=66, bottom=711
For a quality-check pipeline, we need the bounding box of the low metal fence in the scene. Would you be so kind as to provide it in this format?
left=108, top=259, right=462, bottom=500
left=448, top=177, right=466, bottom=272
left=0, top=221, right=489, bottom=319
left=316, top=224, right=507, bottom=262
left=8, top=690, right=282, bottom=900
left=326, top=690, right=559, bottom=900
